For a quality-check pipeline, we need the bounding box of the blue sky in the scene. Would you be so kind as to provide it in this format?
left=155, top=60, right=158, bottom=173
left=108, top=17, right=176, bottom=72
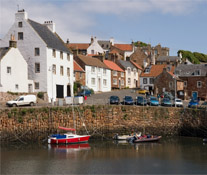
left=0, top=0, right=207, bottom=56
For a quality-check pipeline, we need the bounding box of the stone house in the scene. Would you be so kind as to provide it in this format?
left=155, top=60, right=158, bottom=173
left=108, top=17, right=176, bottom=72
left=156, top=56, right=181, bottom=67
left=75, top=54, right=111, bottom=92
left=0, top=37, right=33, bottom=93
left=67, top=41, right=89, bottom=56
left=103, top=60, right=125, bottom=89
left=116, top=60, right=138, bottom=88
left=0, top=10, right=74, bottom=102
left=174, top=64, right=207, bottom=100
left=140, top=65, right=175, bottom=92
left=73, top=60, right=85, bottom=86
left=154, top=68, right=183, bottom=96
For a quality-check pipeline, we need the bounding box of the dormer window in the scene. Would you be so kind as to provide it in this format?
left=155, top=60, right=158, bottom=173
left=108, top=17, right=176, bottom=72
left=18, top=22, right=23, bottom=28
left=194, top=70, right=201, bottom=76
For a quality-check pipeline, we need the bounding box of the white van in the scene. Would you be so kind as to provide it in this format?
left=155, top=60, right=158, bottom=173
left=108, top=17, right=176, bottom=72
left=6, top=95, right=37, bottom=107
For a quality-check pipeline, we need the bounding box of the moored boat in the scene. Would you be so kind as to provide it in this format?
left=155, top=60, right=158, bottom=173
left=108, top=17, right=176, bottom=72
left=128, top=135, right=162, bottom=143
left=203, top=138, right=207, bottom=143
left=48, top=126, right=90, bottom=144
left=113, top=134, right=133, bottom=140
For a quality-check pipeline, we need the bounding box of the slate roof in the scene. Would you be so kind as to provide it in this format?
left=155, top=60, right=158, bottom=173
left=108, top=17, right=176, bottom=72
left=116, top=60, right=136, bottom=70
left=141, top=65, right=175, bottom=77
left=28, top=19, right=70, bottom=53
left=175, top=64, right=207, bottom=77
left=98, top=40, right=110, bottom=50
left=0, top=47, right=10, bottom=60
left=103, top=60, right=124, bottom=72
left=114, top=44, right=133, bottom=51
left=68, top=43, right=90, bottom=50
left=74, top=60, right=84, bottom=72
left=157, top=56, right=181, bottom=62
left=75, top=54, right=109, bottom=69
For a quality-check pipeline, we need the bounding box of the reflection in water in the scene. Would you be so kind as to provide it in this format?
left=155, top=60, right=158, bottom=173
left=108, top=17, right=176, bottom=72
left=1, top=137, right=207, bottom=174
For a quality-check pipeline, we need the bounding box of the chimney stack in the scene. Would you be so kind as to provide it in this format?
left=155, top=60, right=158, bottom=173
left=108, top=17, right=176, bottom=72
left=44, top=21, right=55, bottom=33
left=66, top=39, right=69, bottom=44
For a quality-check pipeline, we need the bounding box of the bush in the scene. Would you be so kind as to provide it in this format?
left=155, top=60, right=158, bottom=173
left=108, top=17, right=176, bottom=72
left=37, top=92, right=44, bottom=99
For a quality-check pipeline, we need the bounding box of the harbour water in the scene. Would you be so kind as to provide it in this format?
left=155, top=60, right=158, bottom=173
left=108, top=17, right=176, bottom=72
left=1, top=137, right=207, bottom=174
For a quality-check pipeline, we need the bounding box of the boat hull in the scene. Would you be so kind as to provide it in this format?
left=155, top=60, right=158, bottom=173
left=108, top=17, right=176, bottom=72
left=49, top=135, right=90, bottom=144
left=133, top=136, right=162, bottom=143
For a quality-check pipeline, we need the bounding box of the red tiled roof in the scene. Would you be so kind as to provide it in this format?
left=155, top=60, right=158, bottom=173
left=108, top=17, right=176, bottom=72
left=74, top=60, right=84, bottom=72
left=114, top=44, right=133, bottom=51
left=87, top=54, right=98, bottom=56
left=141, top=65, right=175, bottom=77
left=103, top=60, right=124, bottom=72
left=67, top=43, right=90, bottom=50
left=130, top=61, right=143, bottom=71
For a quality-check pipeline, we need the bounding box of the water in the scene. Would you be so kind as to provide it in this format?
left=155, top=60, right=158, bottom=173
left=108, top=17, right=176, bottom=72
left=1, top=137, right=207, bottom=174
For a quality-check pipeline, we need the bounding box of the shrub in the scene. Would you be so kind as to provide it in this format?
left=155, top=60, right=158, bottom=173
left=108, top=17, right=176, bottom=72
left=37, top=92, right=44, bottom=100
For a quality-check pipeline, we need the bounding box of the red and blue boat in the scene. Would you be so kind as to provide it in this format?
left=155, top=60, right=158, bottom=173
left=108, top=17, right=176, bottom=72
left=48, top=126, right=90, bottom=144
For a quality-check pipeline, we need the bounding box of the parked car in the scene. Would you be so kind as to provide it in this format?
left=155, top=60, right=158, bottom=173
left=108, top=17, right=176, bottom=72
left=188, top=99, right=199, bottom=108
left=173, top=98, right=183, bottom=107
left=122, top=96, right=134, bottom=105
left=148, top=96, right=160, bottom=106
left=135, top=96, right=147, bottom=106
left=161, top=98, right=173, bottom=107
left=77, top=89, right=91, bottom=97
left=6, top=95, right=37, bottom=107
left=198, top=101, right=207, bottom=109
left=109, top=96, right=120, bottom=105
left=137, top=89, right=149, bottom=95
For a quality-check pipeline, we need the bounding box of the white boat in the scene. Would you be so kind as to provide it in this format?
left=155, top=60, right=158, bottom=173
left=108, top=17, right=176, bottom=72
left=113, top=132, right=141, bottom=140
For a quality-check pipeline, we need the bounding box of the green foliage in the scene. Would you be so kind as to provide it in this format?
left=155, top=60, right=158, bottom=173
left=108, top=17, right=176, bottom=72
left=74, top=82, right=82, bottom=94
left=90, top=105, right=96, bottom=113
left=178, top=50, right=207, bottom=64
left=37, top=92, right=44, bottom=99
left=134, top=41, right=148, bottom=47
left=90, top=88, right=94, bottom=94
left=7, top=91, right=19, bottom=95
left=123, top=114, right=128, bottom=120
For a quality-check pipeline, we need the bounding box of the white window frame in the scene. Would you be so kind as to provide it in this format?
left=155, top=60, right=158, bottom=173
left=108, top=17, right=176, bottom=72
left=121, top=72, right=124, bottom=77
left=113, top=71, right=117, bottom=76
left=113, top=78, right=117, bottom=85
left=121, top=79, right=124, bottom=86
left=91, top=66, right=95, bottom=73
left=143, top=78, right=147, bottom=84
left=128, top=78, right=131, bottom=85
left=91, top=78, right=95, bottom=85
left=35, top=82, right=39, bottom=89
left=35, top=63, right=40, bottom=73
left=103, top=69, right=106, bottom=75
left=197, top=81, right=202, bottom=88
left=103, top=79, right=107, bottom=86
left=7, top=67, right=11, bottom=74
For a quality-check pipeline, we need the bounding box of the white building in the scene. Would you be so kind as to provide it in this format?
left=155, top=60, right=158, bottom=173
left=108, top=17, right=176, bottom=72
left=116, top=60, right=139, bottom=88
left=87, top=37, right=104, bottom=55
left=75, top=54, right=111, bottom=92
left=0, top=10, right=73, bottom=102
left=0, top=38, right=32, bottom=93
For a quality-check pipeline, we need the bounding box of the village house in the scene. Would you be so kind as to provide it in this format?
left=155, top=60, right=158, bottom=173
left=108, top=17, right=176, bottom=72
left=0, top=37, right=33, bottom=93
left=154, top=67, right=184, bottom=96
left=174, top=64, right=207, bottom=100
left=130, top=61, right=143, bottom=87
left=140, top=65, right=175, bottom=93
left=75, top=54, right=111, bottom=92
left=0, top=10, right=74, bottom=102
left=156, top=56, right=181, bottom=67
left=67, top=40, right=89, bottom=56
left=103, top=60, right=125, bottom=89
left=116, top=60, right=139, bottom=88
left=73, top=60, right=85, bottom=86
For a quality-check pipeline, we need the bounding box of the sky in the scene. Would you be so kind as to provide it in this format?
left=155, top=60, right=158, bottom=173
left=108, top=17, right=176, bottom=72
left=0, top=0, right=207, bottom=56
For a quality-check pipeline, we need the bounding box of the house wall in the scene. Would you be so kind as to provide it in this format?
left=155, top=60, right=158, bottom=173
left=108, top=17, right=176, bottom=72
left=74, top=71, right=85, bottom=86
left=85, top=66, right=111, bottom=92
left=140, top=77, right=154, bottom=90
left=87, top=38, right=104, bottom=55
left=125, top=67, right=138, bottom=88
left=0, top=48, right=30, bottom=92
left=111, top=71, right=125, bottom=89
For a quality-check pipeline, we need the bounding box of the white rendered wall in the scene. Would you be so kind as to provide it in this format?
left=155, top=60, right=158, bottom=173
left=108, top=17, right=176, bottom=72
left=140, top=77, right=154, bottom=90
left=0, top=48, right=30, bottom=92
left=87, top=38, right=104, bottom=55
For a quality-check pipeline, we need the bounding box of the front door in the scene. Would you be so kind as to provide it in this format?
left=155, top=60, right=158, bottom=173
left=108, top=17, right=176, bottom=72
left=28, top=84, right=33, bottom=93
left=56, top=85, right=64, bottom=98
left=192, top=91, right=198, bottom=100
left=67, top=85, right=71, bottom=97
left=98, top=78, right=101, bottom=91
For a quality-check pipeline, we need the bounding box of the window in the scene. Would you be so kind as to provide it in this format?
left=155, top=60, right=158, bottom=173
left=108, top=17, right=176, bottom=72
left=98, top=68, right=101, bottom=72
left=91, top=67, right=95, bottom=73
left=52, top=64, right=56, bottom=74
left=52, top=49, right=56, bottom=57
left=7, top=67, right=11, bottom=74
left=121, top=79, right=124, bottom=86
left=35, top=48, right=40, bottom=56
left=67, top=68, right=70, bottom=77
left=121, top=72, right=124, bottom=77
left=113, top=78, right=117, bottom=85
left=15, top=84, right=19, bottom=90
left=134, top=69, right=136, bottom=75
left=197, top=81, right=202, bottom=88
left=103, top=79, right=107, bottom=86
left=18, top=32, right=23, bottom=40
left=169, top=82, right=173, bottom=88
left=134, top=79, right=136, bottom=86
left=60, top=66, right=64, bottom=76
left=18, top=22, right=22, bottom=28
left=80, top=72, right=82, bottom=79
left=67, top=53, right=70, bottom=61
left=150, top=78, right=154, bottom=84
left=91, top=78, right=95, bottom=85
left=184, top=81, right=187, bottom=87
left=128, top=78, right=131, bottom=85
left=91, top=50, right=94, bottom=54
left=35, top=63, right=40, bottom=73
left=113, top=71, right=117, bottom=76
left=103, top=69, right=106, bottom=75
left=143, top=78, right=147, bottom=84
left=127, top=68, right=131, bottom=75
left=35, top=82, right=39, bottom=89
left=60, top=51, right=63, bottom=59
left=195, top=70, right=201, bottom=76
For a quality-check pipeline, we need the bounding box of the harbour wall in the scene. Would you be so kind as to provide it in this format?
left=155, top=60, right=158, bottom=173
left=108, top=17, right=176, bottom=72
left=0, top=105, right=207, bottom=142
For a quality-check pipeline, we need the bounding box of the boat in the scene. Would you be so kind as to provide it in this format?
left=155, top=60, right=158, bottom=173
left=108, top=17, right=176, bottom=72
left=203, top=138, right=207, bottom=143
left=113, top=132, right=142, bottom=140
left=48, top=126, right=90, bottom=144
left=132, top=135, right=162, bottom=143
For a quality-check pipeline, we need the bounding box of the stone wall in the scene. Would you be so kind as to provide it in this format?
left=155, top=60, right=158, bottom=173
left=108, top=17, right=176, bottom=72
left=0, top=105, right=206, bottom=142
